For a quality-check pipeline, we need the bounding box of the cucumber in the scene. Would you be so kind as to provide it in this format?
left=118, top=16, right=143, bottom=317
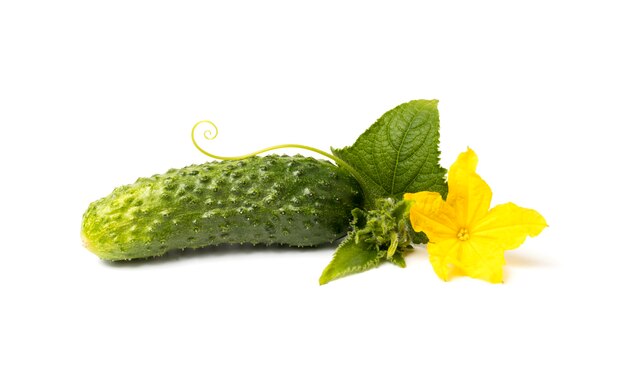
left=81, top=155, right=363, bottom=260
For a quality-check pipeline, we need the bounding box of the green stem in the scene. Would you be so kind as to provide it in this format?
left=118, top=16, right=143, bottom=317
left=191, top=120, right=363, bottom=181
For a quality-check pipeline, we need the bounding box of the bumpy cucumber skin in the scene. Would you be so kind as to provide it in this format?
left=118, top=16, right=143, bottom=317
left=81, top=155, right=363, bottom=260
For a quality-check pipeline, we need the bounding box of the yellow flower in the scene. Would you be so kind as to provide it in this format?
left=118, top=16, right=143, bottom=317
left=403, top=148, right=547, bottom=283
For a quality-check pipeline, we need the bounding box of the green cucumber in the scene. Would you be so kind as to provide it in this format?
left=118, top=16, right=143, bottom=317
left=81, top=155, right=363, bottom=260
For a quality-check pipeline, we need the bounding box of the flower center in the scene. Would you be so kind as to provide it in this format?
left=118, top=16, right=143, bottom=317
left=457, top=228, right=470, bottom=241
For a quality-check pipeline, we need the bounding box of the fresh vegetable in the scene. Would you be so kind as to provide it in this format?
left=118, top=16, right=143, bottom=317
left=82, top=155, right=363, bottom=260
left=81, top=98, right=546, bottom=284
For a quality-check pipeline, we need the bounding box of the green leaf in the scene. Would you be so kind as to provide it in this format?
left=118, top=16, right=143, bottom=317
left=319, top=234, right=381, bottom=285
left=332, top=100, right=447, bottom=209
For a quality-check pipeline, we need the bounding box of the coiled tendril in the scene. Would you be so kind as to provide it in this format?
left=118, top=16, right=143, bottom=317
left=191, top=120, right=360, bottom=179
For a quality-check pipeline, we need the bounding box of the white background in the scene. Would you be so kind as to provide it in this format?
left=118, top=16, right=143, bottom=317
left=1, top=1, right=624, bottom=364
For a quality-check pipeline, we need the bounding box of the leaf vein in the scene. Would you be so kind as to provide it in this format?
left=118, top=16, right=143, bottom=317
left=390, top=102, right=428, bottom=194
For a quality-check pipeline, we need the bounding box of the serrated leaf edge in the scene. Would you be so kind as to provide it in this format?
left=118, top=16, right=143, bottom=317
left=318, top=236, right=381, bottom=285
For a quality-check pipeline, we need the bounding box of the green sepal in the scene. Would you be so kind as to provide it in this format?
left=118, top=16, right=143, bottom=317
left=351, top=207, right=368, bottom=230
left=388, top=250, right=407, bottom=268
left=408, top=229, right=428, bottom=245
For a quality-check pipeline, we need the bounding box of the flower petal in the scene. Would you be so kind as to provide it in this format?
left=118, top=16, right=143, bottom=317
left=428, top=236, right=506, bottom=283
left=457, top=237, right=506, bottom=283
left=473, top=202, right=548, bottom=250
left=404, top=191, right=457, bottom=242
left=427, top=238, right=462, bottom=281
left=447, top=148, right=493, bottom=228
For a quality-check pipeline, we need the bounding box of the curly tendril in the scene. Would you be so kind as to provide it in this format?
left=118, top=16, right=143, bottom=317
left=202, top=120, right=218, bottom=141
left=190, top=120, right=361, bottom=179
